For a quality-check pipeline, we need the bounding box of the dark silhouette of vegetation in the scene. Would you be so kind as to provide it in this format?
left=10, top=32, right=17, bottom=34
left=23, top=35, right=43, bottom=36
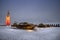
left=11, top=21, right=60, bottom=30
left=11, top=22, right=35, bottom=30
left=38, top=23, right=45, bottom=28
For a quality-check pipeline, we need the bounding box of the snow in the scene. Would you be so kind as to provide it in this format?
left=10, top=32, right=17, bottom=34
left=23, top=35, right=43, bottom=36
left=0, top=26, right=60, bottom=40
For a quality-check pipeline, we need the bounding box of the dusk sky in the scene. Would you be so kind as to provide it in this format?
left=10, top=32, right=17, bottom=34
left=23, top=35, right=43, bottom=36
left=0, top=0, right=60, bottom=25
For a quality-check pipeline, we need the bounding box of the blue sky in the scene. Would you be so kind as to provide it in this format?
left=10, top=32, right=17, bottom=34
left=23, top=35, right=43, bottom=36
left=0, top=0, right=60, bottom=24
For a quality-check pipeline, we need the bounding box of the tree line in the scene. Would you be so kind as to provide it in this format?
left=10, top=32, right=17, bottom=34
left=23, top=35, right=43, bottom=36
left=11, top=22, right=60, bottom=30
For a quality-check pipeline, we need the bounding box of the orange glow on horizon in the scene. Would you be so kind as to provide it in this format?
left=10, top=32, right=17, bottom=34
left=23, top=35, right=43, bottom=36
left=27, top=30, right=33, bottom=32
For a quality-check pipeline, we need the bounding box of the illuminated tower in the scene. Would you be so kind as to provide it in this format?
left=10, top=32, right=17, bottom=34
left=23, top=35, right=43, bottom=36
left=6, top=11, right=10, bottom=26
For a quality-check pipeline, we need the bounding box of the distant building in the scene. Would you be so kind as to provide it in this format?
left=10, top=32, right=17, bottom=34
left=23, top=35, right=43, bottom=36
left=6, top=11, right=10, bottom=26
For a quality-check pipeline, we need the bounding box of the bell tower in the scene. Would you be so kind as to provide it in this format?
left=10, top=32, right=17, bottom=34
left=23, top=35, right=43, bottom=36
left=6, top=11, right=10, bottom=26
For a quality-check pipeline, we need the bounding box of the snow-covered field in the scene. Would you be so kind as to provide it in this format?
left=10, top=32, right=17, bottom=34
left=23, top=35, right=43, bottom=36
left=0, top=26, right=60, bottom=40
